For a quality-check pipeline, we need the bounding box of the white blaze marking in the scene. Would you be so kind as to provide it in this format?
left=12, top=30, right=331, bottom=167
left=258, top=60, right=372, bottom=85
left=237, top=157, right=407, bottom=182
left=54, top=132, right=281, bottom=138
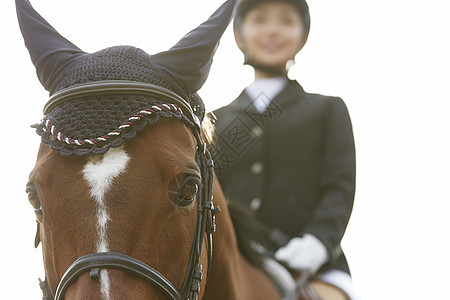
left=82, top=146, right=130, bottom=299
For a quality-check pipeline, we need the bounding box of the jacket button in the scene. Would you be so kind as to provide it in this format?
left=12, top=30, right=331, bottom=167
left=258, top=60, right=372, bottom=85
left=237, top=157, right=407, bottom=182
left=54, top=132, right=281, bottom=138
left=251, top=126, right=264, bottom=138
left=250, top=198, right=262, bottom=210
left=250, top=162, right=264, bottom=174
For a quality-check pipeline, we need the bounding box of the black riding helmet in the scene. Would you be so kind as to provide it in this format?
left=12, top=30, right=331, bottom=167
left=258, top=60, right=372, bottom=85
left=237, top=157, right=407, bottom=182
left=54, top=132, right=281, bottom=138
left=233, top=0, right=311, bottom=75
left=234, top=0, right=310, bottom=36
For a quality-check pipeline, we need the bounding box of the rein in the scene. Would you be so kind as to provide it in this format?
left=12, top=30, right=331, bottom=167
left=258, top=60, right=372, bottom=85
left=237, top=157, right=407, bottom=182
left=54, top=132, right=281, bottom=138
left=36, top=81, right=219, bottom=300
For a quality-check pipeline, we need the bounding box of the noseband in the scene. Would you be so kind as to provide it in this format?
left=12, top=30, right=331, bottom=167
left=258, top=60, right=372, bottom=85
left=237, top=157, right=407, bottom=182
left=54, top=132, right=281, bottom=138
left=37, top=81, right=219, bottom=300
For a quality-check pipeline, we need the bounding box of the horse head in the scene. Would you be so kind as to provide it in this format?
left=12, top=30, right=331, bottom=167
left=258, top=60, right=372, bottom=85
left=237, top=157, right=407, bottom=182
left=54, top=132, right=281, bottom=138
left=18, top=0, right=236, bottom=299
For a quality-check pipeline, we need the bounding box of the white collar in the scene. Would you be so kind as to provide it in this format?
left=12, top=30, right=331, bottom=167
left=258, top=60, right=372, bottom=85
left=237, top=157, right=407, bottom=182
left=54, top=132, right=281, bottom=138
left=245, top=76, right=288, bottom=113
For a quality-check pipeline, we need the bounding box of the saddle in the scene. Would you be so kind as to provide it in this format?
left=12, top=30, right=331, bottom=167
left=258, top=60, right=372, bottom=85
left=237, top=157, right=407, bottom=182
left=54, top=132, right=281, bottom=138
left=261, top=256, right=322, bottom=300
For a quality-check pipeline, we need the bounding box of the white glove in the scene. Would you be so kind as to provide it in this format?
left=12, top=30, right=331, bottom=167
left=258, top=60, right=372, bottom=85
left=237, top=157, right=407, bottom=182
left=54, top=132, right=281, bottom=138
left=274, top=234, right=328, bottom=275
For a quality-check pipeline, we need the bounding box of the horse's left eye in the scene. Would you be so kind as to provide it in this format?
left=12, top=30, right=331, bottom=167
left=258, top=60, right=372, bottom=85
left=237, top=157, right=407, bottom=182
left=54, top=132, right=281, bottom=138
left=170, top=175, right=200, bottom=208
left=26, top=184, right=43, bottom=221
left=180, top=181, right=199, bottom=201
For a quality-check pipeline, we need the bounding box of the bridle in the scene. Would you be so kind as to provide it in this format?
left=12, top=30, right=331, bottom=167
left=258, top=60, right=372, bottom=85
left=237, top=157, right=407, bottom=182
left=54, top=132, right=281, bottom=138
left=35, top=80, right=220, bottom=300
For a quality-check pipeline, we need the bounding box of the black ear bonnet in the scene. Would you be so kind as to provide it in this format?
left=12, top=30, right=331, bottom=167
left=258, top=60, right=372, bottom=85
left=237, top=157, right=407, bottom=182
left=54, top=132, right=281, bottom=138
left=16, top=0, right=237, bottom=156
left=33, top=46, right=205, bottom=156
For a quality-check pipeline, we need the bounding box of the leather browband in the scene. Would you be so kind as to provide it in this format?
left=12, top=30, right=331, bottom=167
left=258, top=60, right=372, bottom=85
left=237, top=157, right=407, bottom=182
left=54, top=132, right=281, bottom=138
left=43, top=80, right=201, bottom=130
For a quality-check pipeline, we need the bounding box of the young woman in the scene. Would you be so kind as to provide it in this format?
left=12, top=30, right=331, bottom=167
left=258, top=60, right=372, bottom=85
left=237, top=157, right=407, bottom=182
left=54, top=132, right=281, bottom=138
left=211, top=0, right=360, bottom=299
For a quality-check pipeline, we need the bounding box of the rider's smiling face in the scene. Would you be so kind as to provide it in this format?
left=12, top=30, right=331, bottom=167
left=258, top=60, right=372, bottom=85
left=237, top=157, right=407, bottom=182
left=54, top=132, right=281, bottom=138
left=235, top=1, right=306, bottom=71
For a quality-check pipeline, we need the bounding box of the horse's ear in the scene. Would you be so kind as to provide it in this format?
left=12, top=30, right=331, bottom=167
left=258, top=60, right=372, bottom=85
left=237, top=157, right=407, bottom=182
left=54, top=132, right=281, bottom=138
left=16, top=0, right=86, bottom=91
left=150, top=0, right=237, bottom=93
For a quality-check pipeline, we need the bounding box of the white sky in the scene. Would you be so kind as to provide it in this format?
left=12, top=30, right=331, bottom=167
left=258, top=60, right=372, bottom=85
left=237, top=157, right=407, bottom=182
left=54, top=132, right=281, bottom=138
left=1, top=0, right=450, bottom=299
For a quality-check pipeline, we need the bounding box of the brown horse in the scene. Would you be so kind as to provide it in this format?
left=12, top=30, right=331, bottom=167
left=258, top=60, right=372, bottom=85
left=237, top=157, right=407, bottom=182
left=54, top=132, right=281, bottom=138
left=26, top=100, right=348, bottom=300
left=27, top=115, right=282, bottom=299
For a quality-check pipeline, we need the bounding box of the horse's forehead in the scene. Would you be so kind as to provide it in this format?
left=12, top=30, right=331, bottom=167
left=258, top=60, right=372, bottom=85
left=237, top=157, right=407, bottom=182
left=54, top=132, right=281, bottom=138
left=28, top=121, right=197, bottom=204
left=125, top=119, right=197, bottom=162
left=30, top=143, right=85, bottom=186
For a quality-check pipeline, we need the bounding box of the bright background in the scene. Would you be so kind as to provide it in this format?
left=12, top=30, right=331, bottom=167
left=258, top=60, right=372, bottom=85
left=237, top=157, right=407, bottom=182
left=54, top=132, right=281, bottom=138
left=1, top=0, right=449, bottom=299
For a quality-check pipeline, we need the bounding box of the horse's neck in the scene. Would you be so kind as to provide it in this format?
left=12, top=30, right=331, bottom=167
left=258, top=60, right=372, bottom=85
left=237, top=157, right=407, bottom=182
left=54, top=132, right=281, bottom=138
left=202, top=179, right=280, bottom=300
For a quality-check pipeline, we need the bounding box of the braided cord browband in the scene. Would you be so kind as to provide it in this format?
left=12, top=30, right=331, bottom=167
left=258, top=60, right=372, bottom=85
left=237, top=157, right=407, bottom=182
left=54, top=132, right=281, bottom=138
left=41, top=103, right=182, bottom=146
left=40, top=80, right=201, bottom=147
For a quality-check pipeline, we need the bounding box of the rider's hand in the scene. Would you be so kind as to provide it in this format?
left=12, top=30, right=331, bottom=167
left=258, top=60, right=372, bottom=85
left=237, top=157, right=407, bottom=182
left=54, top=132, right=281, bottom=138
left=274, top=234, right=328, bottom=275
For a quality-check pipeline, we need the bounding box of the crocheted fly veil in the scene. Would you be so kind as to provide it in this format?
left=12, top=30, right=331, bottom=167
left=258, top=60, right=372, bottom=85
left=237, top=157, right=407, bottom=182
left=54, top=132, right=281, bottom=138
left=32, top=46, right=198, bottom=156
left=17, top=0, right=237, bottom=156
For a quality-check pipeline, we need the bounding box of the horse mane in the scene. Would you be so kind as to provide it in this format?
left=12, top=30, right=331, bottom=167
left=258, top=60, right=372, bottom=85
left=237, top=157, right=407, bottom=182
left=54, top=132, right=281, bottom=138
left=200, top=113, right=216, bottom=148
left=202, top=116, right=272, bottom=270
